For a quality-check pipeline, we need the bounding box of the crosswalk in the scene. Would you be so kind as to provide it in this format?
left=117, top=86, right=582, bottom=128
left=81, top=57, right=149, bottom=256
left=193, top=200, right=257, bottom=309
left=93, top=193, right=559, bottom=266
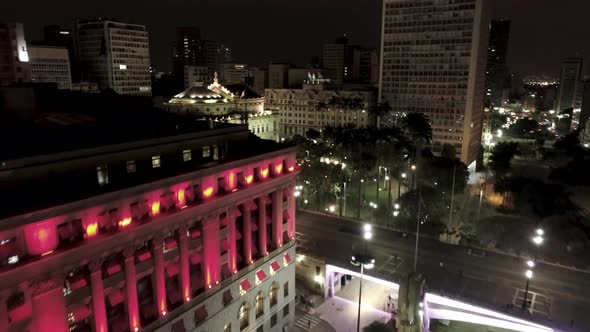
left=295, top=312, right=322, bottom=331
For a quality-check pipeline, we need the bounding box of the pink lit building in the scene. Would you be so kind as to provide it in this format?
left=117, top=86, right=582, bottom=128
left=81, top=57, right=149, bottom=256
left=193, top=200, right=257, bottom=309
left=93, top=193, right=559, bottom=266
left=0, top=114, right=298, bottom=332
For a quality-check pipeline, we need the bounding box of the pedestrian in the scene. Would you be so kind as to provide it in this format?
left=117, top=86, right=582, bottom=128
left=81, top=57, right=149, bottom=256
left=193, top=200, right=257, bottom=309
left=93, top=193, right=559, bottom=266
left=387, top=302, right=390, bottom=309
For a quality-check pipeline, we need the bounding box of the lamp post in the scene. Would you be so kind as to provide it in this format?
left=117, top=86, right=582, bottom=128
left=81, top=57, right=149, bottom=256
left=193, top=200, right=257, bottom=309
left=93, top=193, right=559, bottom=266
left=522, top=269, right=533, bottom=311
left=351, top=224, right=375, bottom=332
left=399, top=172, right=406, bottom=199
left=523, top=228, right=543, bottom=311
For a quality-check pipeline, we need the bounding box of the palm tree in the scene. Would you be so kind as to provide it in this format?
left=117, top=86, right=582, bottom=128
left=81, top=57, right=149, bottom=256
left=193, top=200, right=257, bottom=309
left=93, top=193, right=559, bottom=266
left=348, top=97, right=365, bottom=127
left=327, top=96, right=343, bottom=127
left=368, top=102, right=392, bottom=128
left=401, top=112, right=432, bottom=144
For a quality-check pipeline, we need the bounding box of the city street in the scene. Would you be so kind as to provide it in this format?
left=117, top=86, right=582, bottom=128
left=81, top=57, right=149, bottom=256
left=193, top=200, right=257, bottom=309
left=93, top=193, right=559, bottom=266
left=296, top=210, right=590, bottom=332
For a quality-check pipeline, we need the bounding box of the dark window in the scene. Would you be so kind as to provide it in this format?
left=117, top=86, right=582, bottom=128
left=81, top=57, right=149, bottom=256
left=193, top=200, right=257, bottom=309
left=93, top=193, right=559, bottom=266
left=283, top=281, right=289, bottom=298
left=282, top=304, right=289, bottom=317
left=271, top=313, right=277, bottom=327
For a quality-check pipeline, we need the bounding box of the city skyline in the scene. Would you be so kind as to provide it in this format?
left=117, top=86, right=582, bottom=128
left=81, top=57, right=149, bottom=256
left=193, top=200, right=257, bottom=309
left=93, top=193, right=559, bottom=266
left=2, top=0, right=589, bottom=76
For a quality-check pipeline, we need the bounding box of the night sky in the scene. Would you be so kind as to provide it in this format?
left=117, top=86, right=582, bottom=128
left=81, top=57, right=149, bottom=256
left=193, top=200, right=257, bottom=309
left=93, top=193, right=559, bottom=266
left=2, top=0, right=589, bottom=77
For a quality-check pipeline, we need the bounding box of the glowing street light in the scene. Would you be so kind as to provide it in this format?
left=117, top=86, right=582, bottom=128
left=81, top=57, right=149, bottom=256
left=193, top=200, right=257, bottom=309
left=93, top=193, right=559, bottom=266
left=536, top=228, right=544, bottom=236
left=526, top=260, right=535, bottom=268
left=352, top=223, right=375, bottom=332
left=532, top=235, right=544, bottom=245
left=411, top=165, right=416, bottom=171
left=401, top=173, right=407, bottom=178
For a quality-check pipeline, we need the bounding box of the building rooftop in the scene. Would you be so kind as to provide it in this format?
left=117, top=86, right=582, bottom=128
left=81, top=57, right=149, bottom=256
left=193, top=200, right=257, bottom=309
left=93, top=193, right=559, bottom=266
left=0, top=89, right=229, bottom=161
left=0, top=88, right=293, bottom=219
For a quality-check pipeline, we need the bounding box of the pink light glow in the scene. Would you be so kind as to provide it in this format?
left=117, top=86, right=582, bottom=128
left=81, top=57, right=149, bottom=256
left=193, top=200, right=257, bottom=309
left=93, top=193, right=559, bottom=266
left=275, top=164, right=283, bottom=174
left=260, top=168, right=269, bottom=179
left=203, top=187, right=214, bottom=198
left=151, top=201, right=160, bottom=216
left=288, top=166, right=295, bottom=172
left=177, top=189, right=186, bottom=207
left=245, top=175, right=254, bottom=184
left=85, top=222, right=98, bottom=238
left=118, top=217, right=132, bottom=228
left=228, top=172, right=237, bottom=189
left=428, top=309, right=553, bottom=332
left=25, top=222, right=58, bottom=256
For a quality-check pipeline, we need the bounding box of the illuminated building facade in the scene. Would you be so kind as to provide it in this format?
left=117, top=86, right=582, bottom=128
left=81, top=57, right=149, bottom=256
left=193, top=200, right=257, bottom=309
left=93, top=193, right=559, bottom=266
left=0, top=22, right=32, bottom=86
left=28, top=45, right=72, bottom=89
left=265, top=80, right=376, bottom=139
left=379, top=0, right=490, bottom=165
left=0, top=118, right=298, bottom=332
left=75, top=18, right=151, bottom=96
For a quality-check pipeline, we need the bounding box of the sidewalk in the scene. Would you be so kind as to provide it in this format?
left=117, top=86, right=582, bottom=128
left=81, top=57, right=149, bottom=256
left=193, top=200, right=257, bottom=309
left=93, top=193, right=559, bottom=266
left=295, top=284, right=336, bottom=332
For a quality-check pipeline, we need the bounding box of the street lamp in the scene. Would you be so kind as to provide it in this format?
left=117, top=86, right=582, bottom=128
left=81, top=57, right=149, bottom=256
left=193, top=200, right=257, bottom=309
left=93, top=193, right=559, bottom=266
left=532, top=235, right=544, bottom=245
left=351, top=224, right=375, bottom=332
left=526, top=260, right=535, bottom=268
left=522, top=269, right=533, bottom=311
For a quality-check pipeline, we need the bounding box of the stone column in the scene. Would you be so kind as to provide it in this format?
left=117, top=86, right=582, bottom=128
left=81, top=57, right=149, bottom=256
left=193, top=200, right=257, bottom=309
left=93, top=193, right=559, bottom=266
left=242, top=204, right=252, bottom=264
left=288, top=184, right=296, bottom=240
left=152, top=236, right=167, bottom=316
left=202, top=215, right=221, bottom=287
left=123, top=248, right=140, bottom=331
left=228, top=210, right=238, bottom=273
left=89, top=260, right=108, bottom=332
left=178, top=227, right=191, bottom=302
left=258, top=197, right=267, bottom=255
left=271, top=189, right=284, bottom=248
left=31, top=278, right=69, bottom=332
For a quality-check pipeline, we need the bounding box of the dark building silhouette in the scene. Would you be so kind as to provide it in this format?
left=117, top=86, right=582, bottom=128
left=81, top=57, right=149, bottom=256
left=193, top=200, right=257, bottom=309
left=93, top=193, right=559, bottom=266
left=485, top=19, right=511, bottom=108
left=173, top=27, right=206, bottom=81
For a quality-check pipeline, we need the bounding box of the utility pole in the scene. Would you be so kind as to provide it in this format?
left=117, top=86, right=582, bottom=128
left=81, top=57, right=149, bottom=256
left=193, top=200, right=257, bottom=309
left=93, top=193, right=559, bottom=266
left=448, top=164, right=457, bottom=232
left=388, top=170, right=392, bottom=224
left=414, top=186, right=422, bottom=272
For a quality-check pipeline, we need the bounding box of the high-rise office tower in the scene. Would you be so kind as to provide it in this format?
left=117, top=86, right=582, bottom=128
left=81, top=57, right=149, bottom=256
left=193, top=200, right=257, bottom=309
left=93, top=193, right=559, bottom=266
left=174, top=27, right=206, bottom=81
left=555, top=57, right=583, bottom=112
left=379, top=0, right=490, bottom=165
left=268, top=63, right=289, bottom=89
left=323, top=35, right=353, bottom=84
left=28, top=45, right=72, bottom=89
left=43, top=25, right=79, bottom=82
left=75, top=18, right=151, bottom=96
left=0, top=22, right=31, bottom=86
left=485, top=19, right=511, bottom=108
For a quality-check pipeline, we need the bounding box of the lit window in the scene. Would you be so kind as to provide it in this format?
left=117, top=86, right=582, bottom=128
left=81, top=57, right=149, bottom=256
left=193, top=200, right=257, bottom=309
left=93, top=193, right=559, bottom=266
left=126, top=160, right=136, bottom=173
left=97, top=165, right=109, bottom=186
left=202, top=146, right=210, bottom=158
left=213, top=144, right=219, bottom=160
left=152, top=155, right=161, bottom=168
left=183, top=149, right=192, bottom=162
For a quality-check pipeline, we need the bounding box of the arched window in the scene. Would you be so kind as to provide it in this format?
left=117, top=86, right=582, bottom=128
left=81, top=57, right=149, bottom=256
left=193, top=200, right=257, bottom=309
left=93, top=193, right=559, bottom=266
left=269, top=282, right=279, bottom=307
left=255, top=291, right=265, bottom=319
left=239, top=302, right=250, bottom=330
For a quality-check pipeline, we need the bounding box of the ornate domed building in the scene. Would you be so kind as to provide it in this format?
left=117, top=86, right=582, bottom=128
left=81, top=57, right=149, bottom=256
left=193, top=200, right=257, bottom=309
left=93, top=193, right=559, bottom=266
left=165, top=72, right=265, bottom=117
left=165, top=73, right=277, bottom=141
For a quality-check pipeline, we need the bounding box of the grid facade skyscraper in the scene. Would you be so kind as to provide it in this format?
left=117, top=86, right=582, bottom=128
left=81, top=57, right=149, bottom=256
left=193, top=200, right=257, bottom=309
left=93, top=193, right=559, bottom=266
left=76, top=19, right=151, bottom=96
left=485, top=19, right=511, bottom=108
left=555, top=57, right=583, bottom=112
left=379, top=0, right=489, bottom=165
